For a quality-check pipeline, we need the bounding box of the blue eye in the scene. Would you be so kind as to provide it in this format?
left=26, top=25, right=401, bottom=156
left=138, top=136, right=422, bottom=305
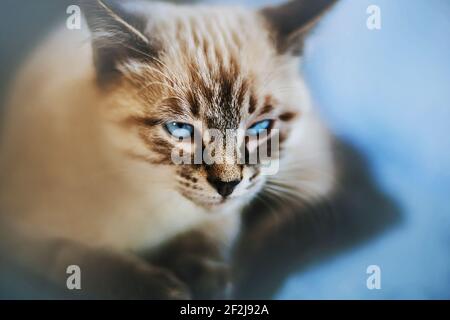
left=164, top=122, right=194, bottom=139
left=247, top=120, right=272, bottom=136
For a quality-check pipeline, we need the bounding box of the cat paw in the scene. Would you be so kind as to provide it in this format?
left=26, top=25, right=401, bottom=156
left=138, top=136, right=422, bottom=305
left=130, top=265, right=192, bottom=300
left=54, top=242, right=192, bottom=299
left=174, top=255, right=232, bottom=299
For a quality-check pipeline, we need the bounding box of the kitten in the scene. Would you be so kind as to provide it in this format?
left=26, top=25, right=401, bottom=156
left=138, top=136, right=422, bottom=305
left=0, top=0, right=337, bottom=299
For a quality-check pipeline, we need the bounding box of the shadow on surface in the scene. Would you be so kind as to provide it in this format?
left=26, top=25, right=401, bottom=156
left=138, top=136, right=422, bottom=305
left=233, top=140, right=402, bottom=299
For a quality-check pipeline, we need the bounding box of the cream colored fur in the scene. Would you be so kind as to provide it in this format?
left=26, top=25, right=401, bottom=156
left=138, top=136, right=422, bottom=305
left=0, top=3, right=335, bottom=257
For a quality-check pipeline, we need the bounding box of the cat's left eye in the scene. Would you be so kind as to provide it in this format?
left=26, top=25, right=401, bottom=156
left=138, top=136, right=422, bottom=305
left=247, top=119, right=273, bottom=136
left=164, top=121, right=194, bottom=139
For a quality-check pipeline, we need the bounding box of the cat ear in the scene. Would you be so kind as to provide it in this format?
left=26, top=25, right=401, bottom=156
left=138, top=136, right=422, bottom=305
left=260, top=0, right=338, bottom=55
left=79, top=0, right=160, bottom=84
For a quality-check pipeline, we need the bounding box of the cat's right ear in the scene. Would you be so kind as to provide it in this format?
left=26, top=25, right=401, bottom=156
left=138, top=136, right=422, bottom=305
left=260, top=0, right=338, bottom=55
left=79, top=0, right=160, bottom=85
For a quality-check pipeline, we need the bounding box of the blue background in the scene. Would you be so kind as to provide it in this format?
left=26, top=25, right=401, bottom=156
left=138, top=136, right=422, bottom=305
left=209, top=0, right=450, bottom=299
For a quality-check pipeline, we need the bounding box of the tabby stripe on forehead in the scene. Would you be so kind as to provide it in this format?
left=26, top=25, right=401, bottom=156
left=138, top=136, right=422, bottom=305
left=236, top=78, right=250, bottom=106
left=259, top=103, right=274, bottom=116
left=248, top=94, right=258, bottom=114
left=186, top=89, right=200, bottom=117
left=255, top=95, right=274, bottom=115
left=159, top=97, right=188, bottom=117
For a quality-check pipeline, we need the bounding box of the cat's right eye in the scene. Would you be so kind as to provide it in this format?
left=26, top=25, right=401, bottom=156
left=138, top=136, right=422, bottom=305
left=164, top=121, right=194, bottom=139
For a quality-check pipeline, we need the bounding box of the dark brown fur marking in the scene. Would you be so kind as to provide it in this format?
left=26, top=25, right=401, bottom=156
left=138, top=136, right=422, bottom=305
left=259, top=103, right=274, bottom=116
left=249, top=94, right=258, bottom=114
left=278, top=111, right=298, bottom=122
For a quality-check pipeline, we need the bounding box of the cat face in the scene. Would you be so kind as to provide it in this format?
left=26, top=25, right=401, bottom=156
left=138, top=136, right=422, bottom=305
left=81, top=0, right=336, bottom=209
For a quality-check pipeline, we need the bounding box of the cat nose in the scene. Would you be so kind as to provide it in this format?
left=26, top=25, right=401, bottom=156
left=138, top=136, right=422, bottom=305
left=207, top=178, right=241, bottom=198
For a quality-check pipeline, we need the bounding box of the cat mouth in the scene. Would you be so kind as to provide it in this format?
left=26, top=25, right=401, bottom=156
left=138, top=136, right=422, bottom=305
left=179, top=190, right=236, bottom=209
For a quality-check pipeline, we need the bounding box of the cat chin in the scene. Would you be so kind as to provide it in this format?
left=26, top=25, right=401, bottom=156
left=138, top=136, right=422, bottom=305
left=181, top=194, right=248, bottom=213
left=187, top=198, right=232, bottom=211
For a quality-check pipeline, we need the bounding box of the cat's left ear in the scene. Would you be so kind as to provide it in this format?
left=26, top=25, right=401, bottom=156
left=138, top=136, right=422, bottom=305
left=79, top=0, right=160, bottom=84
left=260, top=0, right=338, bottom=55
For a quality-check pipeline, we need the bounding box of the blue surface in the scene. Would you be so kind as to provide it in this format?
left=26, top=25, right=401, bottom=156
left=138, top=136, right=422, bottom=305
left=210, top=0, right=450, bottom=299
